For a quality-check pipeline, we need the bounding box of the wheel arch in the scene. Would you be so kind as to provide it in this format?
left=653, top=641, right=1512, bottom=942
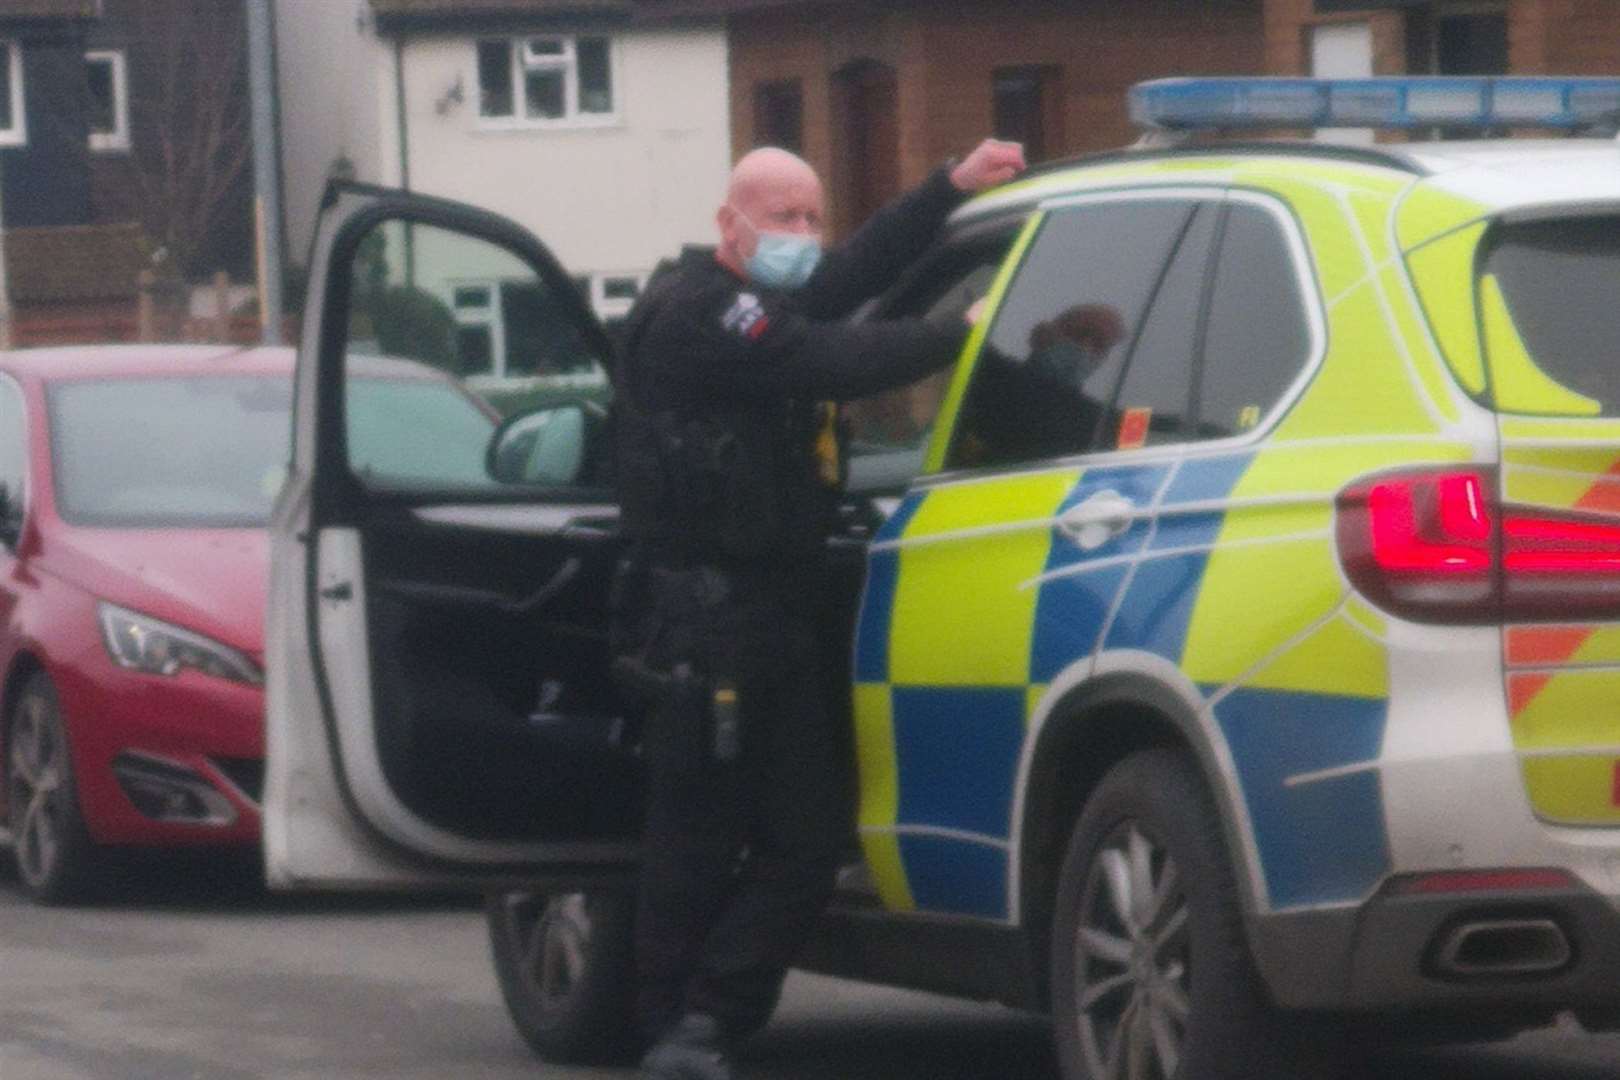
left=1015, top=658, right=1264, bottom=1008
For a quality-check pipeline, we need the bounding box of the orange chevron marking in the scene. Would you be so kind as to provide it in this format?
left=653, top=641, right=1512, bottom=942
left=1576, top=459, right=1620, bottom=515
left=1505, top=626, right=1594, bottom=667
left=1508, top=672, right=1555, bottom=718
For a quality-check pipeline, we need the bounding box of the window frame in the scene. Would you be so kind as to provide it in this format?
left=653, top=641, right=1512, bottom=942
left=473, top=34, right=620, bottom=131
left=85, top=48, right=130, bottom=153
left=925, top=186, right=1326, bottom=486
left=0, top=40, right=27, bottom=149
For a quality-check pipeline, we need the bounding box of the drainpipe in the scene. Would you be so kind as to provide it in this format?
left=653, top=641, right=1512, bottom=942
left=247, top=0, right=285, bottom=345
left=395, top=35, right=415, bottom=289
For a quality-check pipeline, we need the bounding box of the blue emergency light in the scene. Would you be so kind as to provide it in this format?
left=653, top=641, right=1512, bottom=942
left=1130, top=77, right=1620, bottom=132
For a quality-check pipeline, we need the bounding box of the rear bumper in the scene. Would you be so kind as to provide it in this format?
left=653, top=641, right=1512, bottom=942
left=1257, top=879, right=1620, bottom=1023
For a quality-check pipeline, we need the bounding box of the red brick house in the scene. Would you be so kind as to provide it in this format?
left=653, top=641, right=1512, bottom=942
left=1264, top=1, right=1620, bottom=82
left=718, top=0, right=1265, bottom=238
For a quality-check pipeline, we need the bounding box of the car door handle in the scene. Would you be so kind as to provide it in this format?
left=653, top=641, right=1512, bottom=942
left=319, top=581, right=353, bottom=602
left=1055, top=491, right=1137, bottom=551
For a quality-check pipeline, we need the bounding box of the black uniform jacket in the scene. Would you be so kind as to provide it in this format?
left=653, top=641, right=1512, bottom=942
left=616, top=167, right=973, bottom=574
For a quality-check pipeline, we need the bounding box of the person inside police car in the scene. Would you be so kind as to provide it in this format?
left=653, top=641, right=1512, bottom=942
left=615, top=139, right=1026, bottom=1080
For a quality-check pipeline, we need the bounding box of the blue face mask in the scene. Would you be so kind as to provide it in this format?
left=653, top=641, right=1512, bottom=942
left=738, top=213, right=823, bottom=291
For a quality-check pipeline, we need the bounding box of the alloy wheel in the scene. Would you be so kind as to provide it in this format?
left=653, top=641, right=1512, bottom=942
left=8, top=691, right=67, bottom=889
left=1073, top=820, right=1191, bottom=1080
left=506, top=892, right=594, bottom=1013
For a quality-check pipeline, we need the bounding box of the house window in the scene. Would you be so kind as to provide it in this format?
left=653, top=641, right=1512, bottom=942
left=754, top=79, right=803, bottom=152
left=86, top=50, right=130, bottom=152
left=476, top=35, right=616, bottom=126
left=0, top=41, right=27, bottom=148
left=451, top=283, right=500, bottom=377
left=1406, top=3, right=1509, bottom=76
left=993, top=66, right=1061, bottom=163
left=591, top=273, right=645, bottom=324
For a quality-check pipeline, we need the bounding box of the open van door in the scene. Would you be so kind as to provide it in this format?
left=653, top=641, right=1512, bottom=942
left=264, top=182, right=638, bottom=892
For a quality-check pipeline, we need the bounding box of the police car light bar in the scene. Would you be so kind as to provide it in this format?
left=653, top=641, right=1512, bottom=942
left=1130, top=77, right=1620, bottom=133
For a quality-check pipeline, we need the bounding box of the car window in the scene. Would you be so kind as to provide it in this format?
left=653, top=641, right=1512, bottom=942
left=49, top=376, right=294, bottom=528
left=0, top=378, right=25, bottom=536
left=1194, top=203, right=1312, bottom=440
left=946, top=200, right=1198, bottom=471
left=844, top=226, right=1021, bottom=491
left=342, top=220, right=613, bottom=495
left=1108, top=202, right=1220, bottom=450
left=345, top=378, right=498, bottom=489
left=1481, top=215, right=1620, bottom=416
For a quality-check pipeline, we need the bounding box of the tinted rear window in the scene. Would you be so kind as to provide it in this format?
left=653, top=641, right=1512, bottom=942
left=1484, top=216, right=1620, bottom=415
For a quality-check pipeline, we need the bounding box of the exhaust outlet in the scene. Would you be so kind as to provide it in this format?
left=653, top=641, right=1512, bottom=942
left=1434, top=918, right=1571, bottom=978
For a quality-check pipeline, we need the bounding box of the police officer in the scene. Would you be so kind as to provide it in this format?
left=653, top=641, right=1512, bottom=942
left=617, top=140, right=1026, bottom=1080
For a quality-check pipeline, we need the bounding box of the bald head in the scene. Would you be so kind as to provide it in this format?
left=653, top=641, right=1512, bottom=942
left=728, top=147, right=820, bottom=207
left=716, top=147, right=825, bottom=280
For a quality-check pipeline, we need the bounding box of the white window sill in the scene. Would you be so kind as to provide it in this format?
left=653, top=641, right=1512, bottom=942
left=0, top=129, right=26, bottom=149
left=473, top=115, right=623, bottom=134
left=89, top=134, right=131, bottom=153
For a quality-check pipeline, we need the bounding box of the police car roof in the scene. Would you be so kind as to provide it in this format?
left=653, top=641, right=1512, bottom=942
left=957, top=136, right=1620, bottom=224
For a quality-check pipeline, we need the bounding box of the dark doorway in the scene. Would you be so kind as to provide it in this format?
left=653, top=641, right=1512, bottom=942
left=832, top=59, right=899, bottom=237
left=993, top=66, right=1064, bottom=164
left=754, top=78, right=804, bottom=153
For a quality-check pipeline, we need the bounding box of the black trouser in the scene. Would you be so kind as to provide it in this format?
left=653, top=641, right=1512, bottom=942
left=632, top=566, right=846, bottom=1041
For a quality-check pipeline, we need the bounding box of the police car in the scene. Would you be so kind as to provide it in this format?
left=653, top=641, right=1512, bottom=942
left=266, top=77, right=1620, bottom=1079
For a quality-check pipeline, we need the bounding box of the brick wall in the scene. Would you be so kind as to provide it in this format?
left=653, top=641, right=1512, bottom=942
left=1263, top=0, right=1620, bottom=77
left=731, top=0, right=1264, bottom=237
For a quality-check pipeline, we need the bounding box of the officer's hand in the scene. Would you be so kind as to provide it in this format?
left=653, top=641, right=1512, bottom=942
left=951, top=140, right=1028, bottom=193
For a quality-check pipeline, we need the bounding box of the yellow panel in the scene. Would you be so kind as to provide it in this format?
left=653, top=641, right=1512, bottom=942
left=1504, top=447, right=1620, bottom=474
left=976, top=157, right=1247, bottom=207
left=1349, top=189, right=1395, bottom=267
left=1234, top=159, right=1412, bottom=196
left=1181, top=439, right=1470, bottom=686
left=1249, top=177, right=1366, bottom=302
left=1181, top=536, right=1342, bottom=685
left=1344, top=597, right=1387, bottom=639
left=1572, top=627, right=1620, bottom=667
left=1379, top=264, right=1460, bottom=423
left=1482, top=274, right=1601, bottom=417
left=1396, top=186, right=1489, bottom=252
left=852, top=683, right=916, bottom=912
left=1502, top=418, right=1620, bottom=443
left=1026, top=683, right=1049, bottom=730
left=888, top=469, right=1076, bottom=686
left=1511, top=669, right=1620, bottom=750
left=1243, top=613, right=1388, bottom=698
left=1521, top=756, right=1620, bottom=826
left=1503, top=467, right=1599, bottom=512
left=1281, top=287, right=1444, bottom=438
left=1404, top=222, right=1487, bottom=395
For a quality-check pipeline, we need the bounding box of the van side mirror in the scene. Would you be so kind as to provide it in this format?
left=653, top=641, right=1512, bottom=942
left=486, top=405, right=587, bottom=487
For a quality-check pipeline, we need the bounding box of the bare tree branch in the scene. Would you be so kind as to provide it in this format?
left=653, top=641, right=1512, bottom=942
left=118, top=0, right=252, bottom=279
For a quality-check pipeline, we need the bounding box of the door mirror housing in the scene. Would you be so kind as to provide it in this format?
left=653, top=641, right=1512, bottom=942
left=486, top=405, right=588, bottom=487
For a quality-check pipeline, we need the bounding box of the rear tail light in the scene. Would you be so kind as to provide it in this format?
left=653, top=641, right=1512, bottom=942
left=1337, top=467, right=1620, bottom=623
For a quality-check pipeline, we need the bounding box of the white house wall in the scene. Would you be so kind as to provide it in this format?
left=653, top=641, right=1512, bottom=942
left=275, top=0, right=388, bottom=262
left=398, top=26, right=732, bottom=285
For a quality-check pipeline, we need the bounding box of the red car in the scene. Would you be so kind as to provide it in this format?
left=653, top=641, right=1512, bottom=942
left=0, top=345, right=498, bottom=903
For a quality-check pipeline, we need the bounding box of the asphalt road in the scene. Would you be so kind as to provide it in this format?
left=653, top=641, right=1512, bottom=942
left=4, top=854, right=1620, bottom=1080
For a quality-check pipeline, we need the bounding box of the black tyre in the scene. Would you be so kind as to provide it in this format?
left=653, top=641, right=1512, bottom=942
left=4, top=672, right=98, bottom=905
left=1050, top=748, right=1340, bottom=1080
left=486, top=889, right=642, bottom=1065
